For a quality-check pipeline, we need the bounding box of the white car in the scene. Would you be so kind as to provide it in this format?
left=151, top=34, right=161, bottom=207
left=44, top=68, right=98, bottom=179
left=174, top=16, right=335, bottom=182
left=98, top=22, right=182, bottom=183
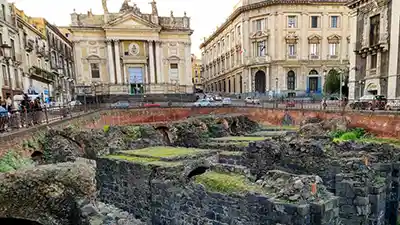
left=193, top=99, right=211, bottom=107
left=386, top=100, right=400, bottom=110
left=222, top=98, right=232, bottom=106
left=245, top=97, right=260, bottom=104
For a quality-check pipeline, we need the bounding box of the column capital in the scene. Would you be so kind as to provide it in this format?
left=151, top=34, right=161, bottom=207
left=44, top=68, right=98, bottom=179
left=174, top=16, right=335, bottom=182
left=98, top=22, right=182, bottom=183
left=113, top=39, right=120, bottom=43
left=105, top=39, right=113, bottom=43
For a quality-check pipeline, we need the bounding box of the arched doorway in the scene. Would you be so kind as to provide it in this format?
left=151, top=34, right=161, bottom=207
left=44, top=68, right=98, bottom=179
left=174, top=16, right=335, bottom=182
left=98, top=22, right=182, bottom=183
left=307, top=70, right=321, bottom=94
left=287, top=71, right=296, bottom=90
left=254, top=70, right=266, bottom=93
left=0, top=218, right=42, bottom=225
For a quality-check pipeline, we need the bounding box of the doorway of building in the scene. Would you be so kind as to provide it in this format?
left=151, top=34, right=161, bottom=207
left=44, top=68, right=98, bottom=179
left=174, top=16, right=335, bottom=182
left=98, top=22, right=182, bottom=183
left=254, top=70, right=266, bottom=93
left=128, top=67, right=144, bottom=95
left=309, top=77, right=319, bottom=92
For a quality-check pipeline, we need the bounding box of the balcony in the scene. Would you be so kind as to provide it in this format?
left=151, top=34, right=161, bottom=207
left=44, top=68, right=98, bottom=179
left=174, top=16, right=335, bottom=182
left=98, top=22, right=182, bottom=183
left=309, top=54, right=319, bottom=60
left=29, top=66, right=55, bottom=83
left=25, top=39, right=34, bottom=52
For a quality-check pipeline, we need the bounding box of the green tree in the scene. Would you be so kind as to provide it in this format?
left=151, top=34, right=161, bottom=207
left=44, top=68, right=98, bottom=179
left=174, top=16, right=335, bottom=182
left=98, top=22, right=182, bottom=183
left=324, top=70, right=341, bottom=95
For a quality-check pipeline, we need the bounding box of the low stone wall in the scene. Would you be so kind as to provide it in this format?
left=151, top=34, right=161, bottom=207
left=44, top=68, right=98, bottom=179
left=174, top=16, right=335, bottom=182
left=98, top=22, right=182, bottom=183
left=96, top=157, right=340, bottom=225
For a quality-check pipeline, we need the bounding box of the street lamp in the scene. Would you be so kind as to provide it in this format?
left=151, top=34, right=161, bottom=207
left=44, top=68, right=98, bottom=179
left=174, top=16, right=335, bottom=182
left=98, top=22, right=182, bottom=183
left=1, top=43, right=12, bottom=92
left=338, top=70, right=343, bottom=100
left=275, top=77, right=278, bottom=98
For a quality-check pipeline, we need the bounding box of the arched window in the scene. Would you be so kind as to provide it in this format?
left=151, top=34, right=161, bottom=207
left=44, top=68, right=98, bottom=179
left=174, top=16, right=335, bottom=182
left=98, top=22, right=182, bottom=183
left=287, top=70, right=296, bottom=90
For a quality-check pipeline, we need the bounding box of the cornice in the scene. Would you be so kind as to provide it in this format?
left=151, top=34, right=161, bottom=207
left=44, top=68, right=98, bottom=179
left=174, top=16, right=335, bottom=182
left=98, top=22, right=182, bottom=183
left=200, top=0, right=347, bottom=49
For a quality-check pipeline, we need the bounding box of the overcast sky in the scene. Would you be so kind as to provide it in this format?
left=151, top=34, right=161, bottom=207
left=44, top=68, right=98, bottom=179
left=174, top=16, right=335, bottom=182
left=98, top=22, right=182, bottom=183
left=11, top=0, right=236, bottom=57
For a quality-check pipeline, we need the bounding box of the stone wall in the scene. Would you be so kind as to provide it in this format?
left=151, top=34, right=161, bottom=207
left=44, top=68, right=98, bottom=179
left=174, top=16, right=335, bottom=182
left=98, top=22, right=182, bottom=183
left=93, top=107, right=400, bottom=139
left=96, top=157, right=340, bottom=225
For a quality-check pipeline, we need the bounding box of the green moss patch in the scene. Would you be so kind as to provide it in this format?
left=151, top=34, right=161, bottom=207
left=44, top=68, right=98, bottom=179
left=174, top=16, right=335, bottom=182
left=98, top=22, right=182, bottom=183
left=194, top=171, right=264, bottom=195
left=105, top=155, right=181, bottom=167
left=208, top=142, right=250, bottom=147
left=220, top=151, right=243, bottom=156
left=123, top=146, right=209, bottom=158
left=212, top=136, right=266, bottom=141
left=358, top=137, right=400, bottom=147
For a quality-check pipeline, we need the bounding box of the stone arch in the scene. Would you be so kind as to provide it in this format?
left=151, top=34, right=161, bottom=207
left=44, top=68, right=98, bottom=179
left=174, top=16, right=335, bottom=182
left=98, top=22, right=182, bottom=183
left=254, top=70, right=266, bottom=93
left=287, top=70, right=296, bottom=90
left=307, top=69, right=320, bottom=93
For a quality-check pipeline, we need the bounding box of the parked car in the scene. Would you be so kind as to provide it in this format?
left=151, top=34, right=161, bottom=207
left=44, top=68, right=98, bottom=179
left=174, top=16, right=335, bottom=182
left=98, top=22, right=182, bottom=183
left=285, top=99, right=296, bottom=108
left=193, top=99, right=211, bottom=107
left=111, top=101, right=130, bottom=109
left=349, top=95, right=387, bottom=110
left=222, top=98, right=232, bottom=106
left=68, top=100, right=83, bottom=108
left=385, top=100, right=400, bottom=111
left=245, top=97, right=260, bottom=105
left=213, top=95, right=222, bottom=101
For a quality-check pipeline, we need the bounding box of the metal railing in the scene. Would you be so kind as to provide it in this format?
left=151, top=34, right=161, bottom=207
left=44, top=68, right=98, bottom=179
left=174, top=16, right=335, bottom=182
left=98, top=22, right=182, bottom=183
left=0, top=98, right=399, bottom=136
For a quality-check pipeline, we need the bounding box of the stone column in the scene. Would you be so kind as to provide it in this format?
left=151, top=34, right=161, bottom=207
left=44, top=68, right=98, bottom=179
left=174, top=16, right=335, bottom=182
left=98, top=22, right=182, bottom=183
left=348, top=11, right=358, bottom=100
left=155, top=41, right=163, bottom=83
left=114, top=40, right=122, bottom=84
left=106, top=39, right=115, bottom=84
left=185, top=42, right=192, bottom=88
left=148, top=40, right=156, bottom=84
left=247, top=68, right=252, bottom=93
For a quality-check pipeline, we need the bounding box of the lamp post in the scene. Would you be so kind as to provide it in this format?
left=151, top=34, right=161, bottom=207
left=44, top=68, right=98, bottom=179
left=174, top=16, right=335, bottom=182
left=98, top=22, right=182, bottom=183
left=1, top=43, right=12, bottom=97
left=339, top=70, right=343, bottom=100
left=275, top=77, right=278, bottom=98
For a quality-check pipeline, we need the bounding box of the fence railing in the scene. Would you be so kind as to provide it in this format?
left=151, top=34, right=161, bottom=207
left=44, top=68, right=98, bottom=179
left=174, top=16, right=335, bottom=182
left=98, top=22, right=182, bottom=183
left=0, top=99, right=399, bottom=135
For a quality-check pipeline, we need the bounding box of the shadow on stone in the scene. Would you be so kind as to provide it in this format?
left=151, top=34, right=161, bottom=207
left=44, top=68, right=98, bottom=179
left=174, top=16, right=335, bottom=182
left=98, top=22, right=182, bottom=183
left=0, top=218, right=43, bottom=225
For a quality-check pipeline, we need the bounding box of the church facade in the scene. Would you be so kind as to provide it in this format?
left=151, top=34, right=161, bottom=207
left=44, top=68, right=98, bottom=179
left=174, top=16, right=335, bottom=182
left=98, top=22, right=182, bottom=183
left=67, top=0, right=193, bottom=96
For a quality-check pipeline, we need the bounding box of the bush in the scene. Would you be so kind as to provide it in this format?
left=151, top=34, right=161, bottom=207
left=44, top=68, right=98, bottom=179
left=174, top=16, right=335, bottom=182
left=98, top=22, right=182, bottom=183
left=340, top=132, right=358, bottom=141
left=0, top=151, right=33, bottom=173
left=103, top=125, right=110, bottom=133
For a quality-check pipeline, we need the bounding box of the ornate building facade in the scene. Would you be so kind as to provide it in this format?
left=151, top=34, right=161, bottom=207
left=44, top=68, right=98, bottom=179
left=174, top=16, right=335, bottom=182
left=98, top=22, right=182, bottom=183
left=14, top=6, right=75, bottom=104
left=200, top=0, right=350, bottom=97
left=67, top=0, right=193, bottom=96
left=191, top=54, right=202, bottom=89
left=0, top=0, right=23, bottom=98
left=347, top=0, right=399, bottom=100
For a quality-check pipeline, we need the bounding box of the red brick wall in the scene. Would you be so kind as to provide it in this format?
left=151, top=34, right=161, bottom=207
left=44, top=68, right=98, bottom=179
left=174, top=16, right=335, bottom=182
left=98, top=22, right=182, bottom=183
left=94, top=108, right=400, bottom=138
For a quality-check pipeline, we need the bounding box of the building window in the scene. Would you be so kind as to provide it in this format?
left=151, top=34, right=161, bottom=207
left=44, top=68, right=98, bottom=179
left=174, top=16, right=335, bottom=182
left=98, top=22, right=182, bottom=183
left=331, top=16, right=339, bottom=28
left=287, top=71, right=296, bottom=90
left=90, top=63, right=100, bottom=78
left=253, top=19, right=265, bottom=32
left=371, top=54, right=377, bottom=69
left=329, top=43, right=338, bottom=57
left=169, top=63, right=179, bottom=81
left=257, top=41, right=266, bottom=57
left=310, top=16, right=320, bottom=28
left=1, top=4, right=5, bottom=20
left=237, top=26, right=241, bottom=39
left=309, top=44, right=319, bottom=58
left=10, top=39, right=15, bottom=60
left=14, top=68, right=19, bottom=88
left=288, top=44, right=296, bottom=57
left=288, top=16, right=297, bottom=28
left=26, top=53, right=30, bottom=67
left=2, top=65, right=7, bottom=86
left=370, top=15, right=380, bottom=46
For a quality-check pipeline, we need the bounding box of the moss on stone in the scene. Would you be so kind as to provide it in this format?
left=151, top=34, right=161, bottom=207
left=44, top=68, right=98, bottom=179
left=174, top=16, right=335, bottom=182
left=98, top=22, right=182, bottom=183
left=360, top=137, right=400, bottom=147
left=261, top=125, right=298, bottom=130
left=105, top=155, right=182, bottom=167
left=220, top=151, right=243, bottom=156
left=212, top=136, right=266, bottom=141
left=194, top=171, right=264, bottom=195
left=123, top=146, right=209, bottom=158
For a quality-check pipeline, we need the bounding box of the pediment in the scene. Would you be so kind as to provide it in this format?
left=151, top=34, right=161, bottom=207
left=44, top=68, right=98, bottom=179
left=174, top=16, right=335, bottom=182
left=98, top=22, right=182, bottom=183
left=308, top=34, right=322, bottom=44
left=104, top=13, right=160, bottom=30
left=250, top=30, right=269, bottom=39
left=327, top=34, right=342, bottom=41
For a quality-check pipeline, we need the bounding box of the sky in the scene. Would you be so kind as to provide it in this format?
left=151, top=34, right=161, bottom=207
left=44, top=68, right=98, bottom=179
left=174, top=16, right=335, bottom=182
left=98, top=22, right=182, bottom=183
left=11, top=0, right=237, bottom=57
